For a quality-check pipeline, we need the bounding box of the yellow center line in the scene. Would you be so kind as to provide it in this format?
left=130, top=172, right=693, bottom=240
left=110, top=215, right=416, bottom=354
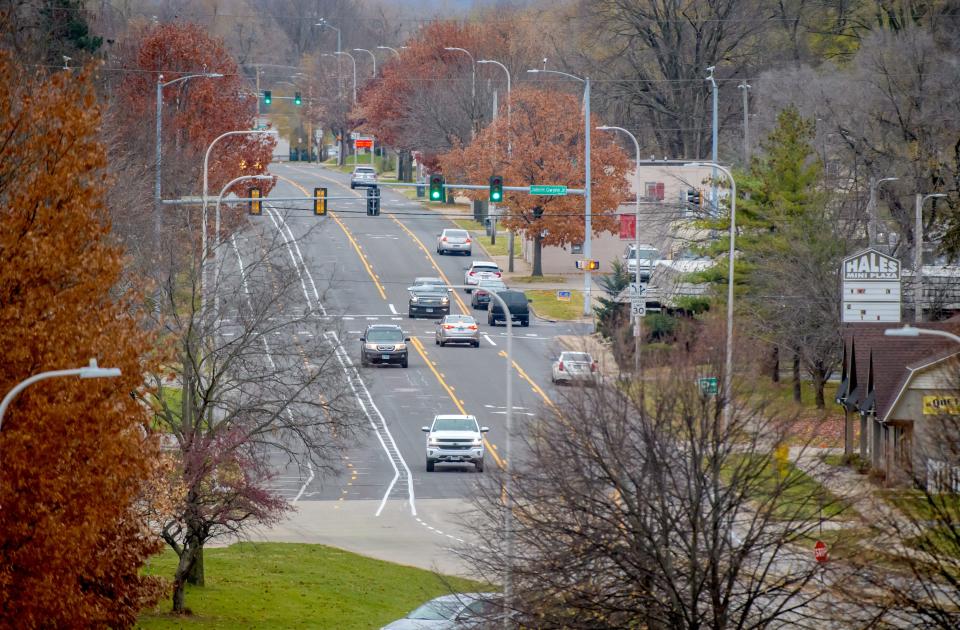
left=498, top=350, right=557, bottom=409
left=279, top=174, right=387, bottom=301
left=385, top=214, right=470, bottom=315
left=409, top=337, right=506, bottom=470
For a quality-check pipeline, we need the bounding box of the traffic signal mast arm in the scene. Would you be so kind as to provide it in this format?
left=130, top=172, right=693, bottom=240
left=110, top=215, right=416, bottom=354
left=380, top=181, right=586, bottom=195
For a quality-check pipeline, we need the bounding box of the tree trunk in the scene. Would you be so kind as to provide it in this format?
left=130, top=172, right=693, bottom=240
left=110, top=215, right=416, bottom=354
left=186, top=545, right=204, bottom=585
left=792, top=350, right=802, bottom=404
left=532, top=231, right=543, bottom=277
left=770, top=345, right=780, bottom=383
left=337, top=129, right=345, bottom=167
left=398, top=149, right=413, bottom=182
left=171, top=536, right=201, bottom=614
left=813, top=360, right=827, bottom=409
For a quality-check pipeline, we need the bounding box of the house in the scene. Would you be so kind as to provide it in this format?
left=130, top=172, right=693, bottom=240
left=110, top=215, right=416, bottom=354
left=837, top=321, right=960, bottom=486
left=517, top=164, right=718, bottom=274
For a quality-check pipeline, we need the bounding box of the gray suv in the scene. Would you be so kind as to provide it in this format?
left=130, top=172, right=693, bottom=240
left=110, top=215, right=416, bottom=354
left=360, top=324, right=409, bottom=368
left=350, top=166, right=377, bottom=189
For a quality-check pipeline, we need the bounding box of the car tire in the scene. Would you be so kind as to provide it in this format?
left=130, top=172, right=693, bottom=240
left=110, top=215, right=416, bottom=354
left=426, top=459, right=435, bottom=472
left=401, top=356, right=409, bottom=368
left=488, top=314, right=495, bottom=326
left=473, top=341, right=480, bottom=348
left=475, top=459, right=484, bottom=473
left=408, top=311, right=414, bottom=318
left=521, top=318, right=529, bottom=327
left=435, top=336, right=439, bottom=345
left=361, top=354, right=369, bottom=367
left=465, top=288, right=472, bottom=294
left=350, top=183, right=355, bottom=190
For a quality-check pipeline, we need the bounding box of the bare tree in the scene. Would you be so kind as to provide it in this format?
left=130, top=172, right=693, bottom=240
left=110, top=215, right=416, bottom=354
left=459, top=328, right=846, bottom=628
left=145, top=203, right=364, bottom=613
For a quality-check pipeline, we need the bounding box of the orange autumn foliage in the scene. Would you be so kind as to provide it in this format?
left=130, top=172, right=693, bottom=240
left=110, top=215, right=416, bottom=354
left=0, top=57, right=166, bottom=626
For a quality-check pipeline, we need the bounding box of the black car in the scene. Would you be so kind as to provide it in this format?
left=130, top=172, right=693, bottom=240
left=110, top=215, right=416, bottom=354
left=487, top=289, right=530, bottom=327
left=360, top=325, right=409, bottom=368
left=408, top=285, right=450, bottom=318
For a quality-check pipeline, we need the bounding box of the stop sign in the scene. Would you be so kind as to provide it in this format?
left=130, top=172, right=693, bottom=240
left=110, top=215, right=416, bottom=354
left=814, top=540, right=828, bottom=563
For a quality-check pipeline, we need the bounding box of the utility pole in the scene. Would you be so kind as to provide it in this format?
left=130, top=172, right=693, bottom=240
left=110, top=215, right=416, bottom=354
left=867, top=177, right=898, bottom=249
left=914, top=192, right=948, bottom=322
left=738, top=81, right=751, bottom=165
left=707, top=66, right=718, bottom=214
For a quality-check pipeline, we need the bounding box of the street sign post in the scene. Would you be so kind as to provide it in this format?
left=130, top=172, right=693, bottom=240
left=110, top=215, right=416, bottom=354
left=529, top=184, right=568, bottom=196
left=631, top=300, right=645, bottom=317
left=698, top=377, right=719, bottom=396
left=814, top=540, right=828, bottom=563
left=556, top=290, right=572, bottom=302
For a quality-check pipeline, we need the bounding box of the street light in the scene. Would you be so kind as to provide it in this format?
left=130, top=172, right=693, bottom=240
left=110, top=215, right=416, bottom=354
left=867, top=177, right=898, bottom=248
left=478, top=59, right=514, bottom=270
left=0, top=359, right=122, bottom=432
left=527, top=68, right=593, bottom=316
left=705, top=66, right=719, bottom=214
left=914, top=192, right=948, bottom=322
left=598, top=126, right=642, bottom=375
left=444, top=47, right=477, bottom=131
left=314, top=18, right=340, bottom=53
left=885, top=325, right=960, bottom=345
left=353, top=48, right=376, bottom=76
left=323, top=52, right=356, bottom=103
left=685, top=161, right=736, bottom=430
left=377, top=45, right=400, bottom=57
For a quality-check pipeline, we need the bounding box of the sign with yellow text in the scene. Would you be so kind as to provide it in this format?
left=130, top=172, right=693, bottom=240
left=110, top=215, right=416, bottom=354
left=923, top=395, right=960, bottom=415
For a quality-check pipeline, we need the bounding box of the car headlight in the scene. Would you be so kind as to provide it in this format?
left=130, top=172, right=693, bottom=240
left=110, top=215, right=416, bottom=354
left=472, top=438, right=483, bottom=446
left=440, top=297, right=449, bottom=305
left=394, top=343, right=406, bottom=351
left=364, top=343, right=378, bottom=351
left=428, top=438, right=439, bottom=446
left=410, top=296, right=419, bottom=303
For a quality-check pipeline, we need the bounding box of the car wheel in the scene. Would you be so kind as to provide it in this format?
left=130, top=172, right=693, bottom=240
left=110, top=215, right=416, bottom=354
left=426, top=459, right=435, bottom=472
left=435, top=336, right=439, bottom=345
left=401, top=356, right=408, bottom=368
left=475, top=459, right=484, bottom=473
left=361, top=354, right=369, bottom=367
left=465, top=288, right=472, bottom=294
left=350, top=183, right=355, bottom=190
left=473, top=341, right=480, bottom=348
left=488, top=314, right=494, bottom=326
left=408, top=311, right=414, bottom=318
left=521, top=318, right=529, bottom=327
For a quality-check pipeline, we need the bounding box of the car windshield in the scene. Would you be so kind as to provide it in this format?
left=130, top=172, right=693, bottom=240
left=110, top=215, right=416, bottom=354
left=412, top=286, right=447, bottom=296
left=443, top=315, right=476, bottom=325
left=563, top=352, right=591, bottom=363
left=407, top=599, right=461, bottom=621
left=500, top=292, right=527, bottom=305
left=366, top=329, right=403, bottom=342
left=472, top=263, right=499, bottom=271
left=433, top=418, right=478, bottom=432
left=414, top=277, right=444, bottom=286
left=445, top=229, right=469, bottom=238
left=355, top=167, right=375, bottom=173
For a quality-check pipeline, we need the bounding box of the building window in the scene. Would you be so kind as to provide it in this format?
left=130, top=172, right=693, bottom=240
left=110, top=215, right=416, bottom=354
left=571, top=242, right=583, bottom=255
left=645, top=182, right=665, bottom=200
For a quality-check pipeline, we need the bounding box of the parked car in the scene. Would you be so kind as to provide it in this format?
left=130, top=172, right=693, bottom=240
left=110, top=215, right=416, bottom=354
left=435, top=314, right=480, bottom=347
left=350, top=165, right=378, bottom=189
left=470, top=278, right=507, bottom=309
left=380, top=593, right=500, bottom=629
left=486, top=289, right=530, bottom=327
left=408, top=285, right=450, bottom=318
left=463, top=260, right=501, bottom=292
left=623, top=243, right=660, bottom=282
left=360, top=324, right=409, bottom=368
left=551, top=351, right=598, bottom=384
left=436, top=228, right=472, bottom=255
left=422, top=415, right=488, bottom=472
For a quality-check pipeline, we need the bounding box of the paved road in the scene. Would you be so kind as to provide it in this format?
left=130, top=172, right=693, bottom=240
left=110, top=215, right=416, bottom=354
left=229, top=162, right=589, bottom=571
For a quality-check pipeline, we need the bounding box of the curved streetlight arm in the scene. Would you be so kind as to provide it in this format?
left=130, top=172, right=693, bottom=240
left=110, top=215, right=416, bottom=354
left=885, top=326, right=960, bottom=344
left=377, top=45, right=400, bottom=57
left=478, top=60, right=511, bottom=155
left=526, top=68, right=584, bottom=83
left=445, top=47, right=476, bottom=106
left=353, top=48, right=376, bottom=76
left=0, top=359, right=121, bottom=431
left=685, top=161, right=736, bottom=429
left=332, top=51, right=357, bottom=102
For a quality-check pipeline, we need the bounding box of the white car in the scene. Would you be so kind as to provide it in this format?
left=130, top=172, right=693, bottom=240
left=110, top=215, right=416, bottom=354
left=437, top=228, right=472, bottom=255
left=463, top=260, right=501, bottom=293
left=350, top=166, right=377, bottom=189
left=422, top=414, right=489, bottom=472
left=551, top=351, right=598, bottom=384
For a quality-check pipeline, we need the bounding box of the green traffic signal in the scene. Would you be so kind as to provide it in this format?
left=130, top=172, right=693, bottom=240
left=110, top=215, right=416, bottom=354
left=429, top=174, right=444, bottom=201
left=263, top=90, right=272, bottom=105
left=489, top=175, right=503, bottom=203
left=294, top=91, right=302, bottom=106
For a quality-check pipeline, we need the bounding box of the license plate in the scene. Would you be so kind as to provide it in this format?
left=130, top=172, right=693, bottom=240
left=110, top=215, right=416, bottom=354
left=381, top=354, right=390, bottom=360
left=426, top=308, right=433, bottom=312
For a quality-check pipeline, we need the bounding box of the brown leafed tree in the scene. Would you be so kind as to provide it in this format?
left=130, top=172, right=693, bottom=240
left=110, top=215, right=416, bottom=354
left=0, top=57, right=166, bottom=626
left=438, top=87, right=629, bottom=276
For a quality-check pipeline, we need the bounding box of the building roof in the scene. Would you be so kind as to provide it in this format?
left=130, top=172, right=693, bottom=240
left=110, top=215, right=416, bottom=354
left=841, top=321, right=960, bottom=422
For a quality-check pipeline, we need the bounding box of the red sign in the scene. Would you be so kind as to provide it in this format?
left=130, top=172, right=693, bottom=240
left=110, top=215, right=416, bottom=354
left=354, top=138, right=373, bottom=149
left=619, top=214, right=636, bottom=240
left=813, top=540, right=828, bottom=563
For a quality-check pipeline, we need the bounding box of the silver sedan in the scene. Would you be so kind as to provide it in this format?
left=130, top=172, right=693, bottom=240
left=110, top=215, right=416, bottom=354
left=435, top=314, right=480, bottom=347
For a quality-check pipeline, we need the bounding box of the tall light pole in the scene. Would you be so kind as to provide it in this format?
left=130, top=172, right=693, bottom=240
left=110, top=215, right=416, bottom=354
left=377, top=45, right=400, bottom=57
left=324, top=51, right=356, bottom=103
left=444, top=47, right=477, bottom=132
left=0, top=359, right=122, bottom=432
left=867, top=176, right=898, bottom=249
left=914, top=192, right=947, bottom=322
left=353, top=48, right=376, bottom=77
left=598, top=126, right=642, bottom=375
left=686, top=161, right=736, bottom=429
left=527, top=68, right=593, bottom=316
left=737, top=81, right=751, bottom=165
left=478, top=59, right=514, bottom=270
left=706, top=66, right=719, bottom=214
left=315, top=19, right=342, bottom=97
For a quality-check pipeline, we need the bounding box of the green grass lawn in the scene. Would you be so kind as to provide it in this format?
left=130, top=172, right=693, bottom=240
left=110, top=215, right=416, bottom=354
left=448, top=219, right=517, bottom=257
left=527, top=289, right=585, bottom=321
left=746, top=378, right=841, bottom=415
left=137, top=543, right=488, bottom=629
left=508, top=275, right=567, bottom=284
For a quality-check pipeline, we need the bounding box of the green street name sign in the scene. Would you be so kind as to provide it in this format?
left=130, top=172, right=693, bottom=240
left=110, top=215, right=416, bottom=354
left=529, top=185, right=568, bottom=196
left=698, top=377, right=719, bottom=396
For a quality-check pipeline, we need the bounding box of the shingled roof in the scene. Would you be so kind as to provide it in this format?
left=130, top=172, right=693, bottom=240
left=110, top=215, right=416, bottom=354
left=840, top=320, right=960, bottom=421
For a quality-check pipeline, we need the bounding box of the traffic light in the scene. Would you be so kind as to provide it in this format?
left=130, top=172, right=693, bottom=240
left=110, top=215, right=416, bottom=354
left=294, top=91, right=302, bottom=106
left=428, top=174, right=445, bottom=202
left=314, top=187, right=327, bottom=216
left=489, top=175, right=503, bottom=203
left=248, top=187, right=262, bottom=215
left=366, top=186, right=381, bottom=216
left=263, top=90, right=272, bottom=105
left=686, top=188, right=701, bottom=207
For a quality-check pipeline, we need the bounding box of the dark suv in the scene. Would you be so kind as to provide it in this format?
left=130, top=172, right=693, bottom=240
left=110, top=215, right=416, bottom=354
left=487, top=289, right=530, bottom=327
left=408, top=285, right=450, bottom=318
left=360, top=325, right=409, bottom=368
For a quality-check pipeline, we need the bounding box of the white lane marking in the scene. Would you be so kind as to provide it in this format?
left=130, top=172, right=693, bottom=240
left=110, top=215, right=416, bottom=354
left=389, top=303, right=398, bottom=315
left=292, top=461, right=315, bottom=503
left=265, top=204, right=327, bottom=316
left=325, top=330, right=416, bottom=517
left=344, top=316, right=355, bottom=320
left=263, top=206, right=315, bottom=313
left=483, top=334, right=497, bottom=346
left=391, top=317, right=402, bottom=321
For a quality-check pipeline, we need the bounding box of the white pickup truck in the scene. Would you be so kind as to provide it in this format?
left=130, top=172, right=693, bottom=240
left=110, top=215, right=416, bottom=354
left=422, top=414, right=489, bottom=472
left=624, top=244, right=660, bottom=282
